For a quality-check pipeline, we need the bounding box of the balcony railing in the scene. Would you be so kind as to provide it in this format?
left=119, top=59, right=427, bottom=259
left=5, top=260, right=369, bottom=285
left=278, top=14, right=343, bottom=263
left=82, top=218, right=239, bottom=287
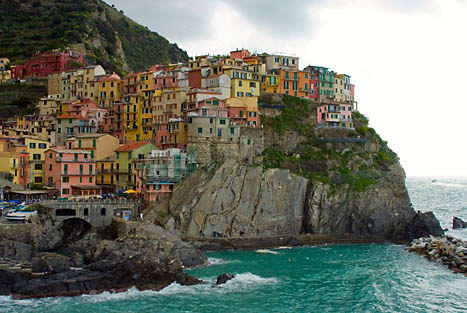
left=56, top=157, right=95, bottom=163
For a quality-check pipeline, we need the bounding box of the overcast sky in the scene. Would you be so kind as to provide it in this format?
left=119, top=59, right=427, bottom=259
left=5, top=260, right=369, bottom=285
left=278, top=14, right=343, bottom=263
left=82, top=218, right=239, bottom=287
left=109, top=0, right=467, bottom=177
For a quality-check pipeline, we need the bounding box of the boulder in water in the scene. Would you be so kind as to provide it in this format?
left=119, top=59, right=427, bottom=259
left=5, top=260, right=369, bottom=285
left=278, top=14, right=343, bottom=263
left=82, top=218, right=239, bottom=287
left=215, top=273, right=235, bottom=285
left=453, top=217, right=467, bottom=229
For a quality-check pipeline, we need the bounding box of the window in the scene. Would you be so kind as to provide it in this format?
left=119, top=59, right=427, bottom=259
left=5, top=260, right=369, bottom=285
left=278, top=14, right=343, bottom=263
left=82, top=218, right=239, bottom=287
left=116, top=152, right=119, bottom=159
left=49, top=164, right=52, bottom=171
left=34, top=177, right=42, bottom=183
left=230, top=128, right=235, bottom=134
left=63, top=177, right=69, bottom=183
left=89, top=177, right=93, bottom=183
left=79, top=164, right=83, bottom=174
left=238, top=80, right=243, bottom=87
left=198, top=127, right=203, bottom=134
left=218, top=129, right=222, bottom=137
left=29, top=143, right=36, bottom=149
left=210, top=128, right=213, bottom=134
left=84, top=208, right=89, bottom=216
left=249, top=82, right=256, bottom=88
left=34, top=164, right=42, bottom=170
left=38, top=143, right=47, bottom=149
left=89, top=165, right=93, bottom=174
left=128, top=152, right=131, bottom=159
left=92, top=139, right=96, bottom=148
left=62, top=188, right=70, bottom=195
left=101, top=208, right=106, bottom=216
left=220, top=119, right=226, bottom=125
left=33, top=154, right=41, bottom=160
left=237, top=92, right=244, bottom=97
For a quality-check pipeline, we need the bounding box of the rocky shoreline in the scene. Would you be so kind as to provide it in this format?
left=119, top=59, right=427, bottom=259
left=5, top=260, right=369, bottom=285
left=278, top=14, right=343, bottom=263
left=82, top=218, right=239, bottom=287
left=407, top=236, right=467, bottom=276
left=0, top=211, right=207, bottom=299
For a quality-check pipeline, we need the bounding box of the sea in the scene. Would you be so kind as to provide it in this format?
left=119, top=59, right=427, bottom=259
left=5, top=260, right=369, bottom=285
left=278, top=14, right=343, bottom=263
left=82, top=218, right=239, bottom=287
left=1, top=177, right=467, bottom=313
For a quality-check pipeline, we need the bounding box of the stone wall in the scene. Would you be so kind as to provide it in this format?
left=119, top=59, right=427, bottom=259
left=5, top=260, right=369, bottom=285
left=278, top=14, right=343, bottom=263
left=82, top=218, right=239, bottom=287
left=41, top=200, right=142, bottom=227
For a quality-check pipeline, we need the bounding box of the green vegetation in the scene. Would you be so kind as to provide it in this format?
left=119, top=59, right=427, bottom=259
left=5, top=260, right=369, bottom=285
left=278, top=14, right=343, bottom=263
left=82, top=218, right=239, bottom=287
left=0, top=84, right=46, bottom=118
left=0, top=0, right=189, bottom=74
left=261, top=95, right=313, bottom=135
left=260, top=95, right=400, bottom=193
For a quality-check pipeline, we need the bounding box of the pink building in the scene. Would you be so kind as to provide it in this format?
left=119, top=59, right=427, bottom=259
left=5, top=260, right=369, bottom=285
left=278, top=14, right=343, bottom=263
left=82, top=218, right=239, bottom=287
left=153, top=69, right=179, bottom=89
left=317, top=103, right=354, bottom=128
left=186, top=98, right=228, bottom=118
left=45, top=148, right=99, bottom=198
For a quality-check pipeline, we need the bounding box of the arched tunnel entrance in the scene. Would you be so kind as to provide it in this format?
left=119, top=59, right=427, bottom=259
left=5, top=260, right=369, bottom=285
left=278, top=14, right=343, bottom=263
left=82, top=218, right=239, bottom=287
left=60, top=218, right=92, bottom=242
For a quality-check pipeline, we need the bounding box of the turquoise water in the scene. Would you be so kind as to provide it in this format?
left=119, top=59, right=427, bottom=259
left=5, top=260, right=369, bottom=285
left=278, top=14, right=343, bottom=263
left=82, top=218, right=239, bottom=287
left=1, top=177, right=467, bottom=312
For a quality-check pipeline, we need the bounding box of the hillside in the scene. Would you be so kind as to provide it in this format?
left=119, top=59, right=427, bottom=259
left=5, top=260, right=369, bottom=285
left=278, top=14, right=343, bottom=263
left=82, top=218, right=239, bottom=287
left=145, top=94, right=443, bottom=243
left=0, top=0, right=189, bottom=74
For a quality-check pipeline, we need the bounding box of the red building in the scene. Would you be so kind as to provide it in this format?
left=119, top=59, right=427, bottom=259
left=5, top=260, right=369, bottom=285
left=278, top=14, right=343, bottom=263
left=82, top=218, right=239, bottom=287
left=11, top=50, right=84, bottom=79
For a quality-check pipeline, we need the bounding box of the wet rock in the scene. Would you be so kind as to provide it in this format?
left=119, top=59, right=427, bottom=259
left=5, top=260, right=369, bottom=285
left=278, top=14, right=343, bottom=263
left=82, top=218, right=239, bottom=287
left=31, top=253, right=71, bottom=273
left=215, top=273, right=235, bottom=285
left=405, top=212, right=444, bottom=240
left=407, top=236, right=467, bottom=276
left=453, top=217, right=467, bottom=229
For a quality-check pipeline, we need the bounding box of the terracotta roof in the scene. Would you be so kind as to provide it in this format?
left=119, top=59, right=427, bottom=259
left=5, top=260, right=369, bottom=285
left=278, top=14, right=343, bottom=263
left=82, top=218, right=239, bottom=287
left=99, top=73, right=121, bottom=82
left=115, top=142, right=151, bottom=152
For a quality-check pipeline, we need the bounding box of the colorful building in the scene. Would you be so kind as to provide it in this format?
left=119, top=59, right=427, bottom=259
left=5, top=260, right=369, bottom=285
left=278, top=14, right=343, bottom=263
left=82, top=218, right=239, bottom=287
left=114, top=142, right=155, bottom=190
left=12, top=50, right=84, bottom=79
left=135, top=148, right=196, bottom=202
left=65, top=133, right=119, bottom=161
left=98, top=73, right=123, bottom=108
left=45, top=148, right=98, bottom=198
left=25, top=138, right=49, bottom=185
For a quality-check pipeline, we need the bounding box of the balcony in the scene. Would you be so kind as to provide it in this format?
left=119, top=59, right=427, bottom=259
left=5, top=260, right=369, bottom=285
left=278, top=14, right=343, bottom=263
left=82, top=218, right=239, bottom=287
left=56, top=157, right=95, bottom=163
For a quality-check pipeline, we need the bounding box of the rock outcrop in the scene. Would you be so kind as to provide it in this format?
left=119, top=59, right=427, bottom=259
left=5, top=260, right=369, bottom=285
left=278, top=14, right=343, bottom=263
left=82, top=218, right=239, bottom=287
left=407, top=236, right=467, bottom=275
left=0, top=213, right=206, bottom=299
left=165, top=159, right=442, bottom=243
left=453, top=217, right=467, bottom=229
left=171, top=159, right=308, bottom=238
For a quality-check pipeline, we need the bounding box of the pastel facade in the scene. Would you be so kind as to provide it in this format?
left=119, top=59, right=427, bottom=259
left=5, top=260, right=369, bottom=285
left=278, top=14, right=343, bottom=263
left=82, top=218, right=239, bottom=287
left=25, top=138, right=49, bottom=185
left=114, top=142, right=155, bottom=190
left=45, top=148, right=98, bottom=198
left=98, top=73, right=123, bottom=108
left=65, top=133, right=119, bottom=161
left=317, top=103, right=354, bottom=128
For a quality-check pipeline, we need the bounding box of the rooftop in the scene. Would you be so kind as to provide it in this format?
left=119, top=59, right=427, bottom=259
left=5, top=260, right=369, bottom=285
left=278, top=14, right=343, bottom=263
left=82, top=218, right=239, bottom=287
left=115, top=142, right=151, bottom=152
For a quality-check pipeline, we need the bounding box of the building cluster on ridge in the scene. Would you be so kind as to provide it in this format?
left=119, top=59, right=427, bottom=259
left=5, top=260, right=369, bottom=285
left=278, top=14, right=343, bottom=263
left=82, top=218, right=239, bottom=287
left=0, top=48, right=356, bottom=202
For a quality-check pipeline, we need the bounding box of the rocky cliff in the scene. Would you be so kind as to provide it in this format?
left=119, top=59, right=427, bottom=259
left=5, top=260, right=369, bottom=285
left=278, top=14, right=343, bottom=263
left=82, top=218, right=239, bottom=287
left=154, top=95, right=443, bottom=243
left=0, top=209, right=206, bottom=298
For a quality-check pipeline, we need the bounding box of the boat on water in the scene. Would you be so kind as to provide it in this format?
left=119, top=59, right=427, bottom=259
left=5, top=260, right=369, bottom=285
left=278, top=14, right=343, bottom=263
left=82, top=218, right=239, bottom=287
left=5, top=206, right=37, bottom=222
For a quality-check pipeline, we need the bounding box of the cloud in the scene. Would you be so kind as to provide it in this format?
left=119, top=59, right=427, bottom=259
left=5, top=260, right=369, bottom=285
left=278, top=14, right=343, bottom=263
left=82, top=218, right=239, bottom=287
left=219, top=0, right=319, bottom=38
left=107, top=0, right=220, bottom=42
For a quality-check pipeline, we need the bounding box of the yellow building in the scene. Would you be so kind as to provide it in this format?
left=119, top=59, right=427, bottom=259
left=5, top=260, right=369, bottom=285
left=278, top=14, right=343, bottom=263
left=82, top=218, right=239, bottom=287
left=98, top=73, right=123, bottom=108
left=25, top=137, right=49, bottom=185
left=334, top=74, right=345, bottom=102
left=189, top=55, right=209, bottom=70
left=123, top=94, right=145, bottom=142
left=261, top=74, right=280, bottom=94
left=97, top=156, right=115, bottom=186
left=224, top=68, right=261, bottom=98
left=30, top=119, right=50, bottom=141
left=66, top=133, right=120, bottom=161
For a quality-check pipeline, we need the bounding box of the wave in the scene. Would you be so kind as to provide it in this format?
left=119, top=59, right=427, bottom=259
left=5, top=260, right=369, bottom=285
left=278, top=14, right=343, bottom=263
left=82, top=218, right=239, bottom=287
left=256, top=249, right=281, bottom=255
left=207, top=257, right=230, bottom=266
left=432, top=181, right=467, bottom=188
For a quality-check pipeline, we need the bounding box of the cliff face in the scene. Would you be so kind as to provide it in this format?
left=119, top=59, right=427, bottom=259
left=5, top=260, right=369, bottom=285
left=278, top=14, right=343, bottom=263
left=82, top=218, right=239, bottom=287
left=159, top=95, right=443, bottom=243
left=167, top=160, right=431, bottom=242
